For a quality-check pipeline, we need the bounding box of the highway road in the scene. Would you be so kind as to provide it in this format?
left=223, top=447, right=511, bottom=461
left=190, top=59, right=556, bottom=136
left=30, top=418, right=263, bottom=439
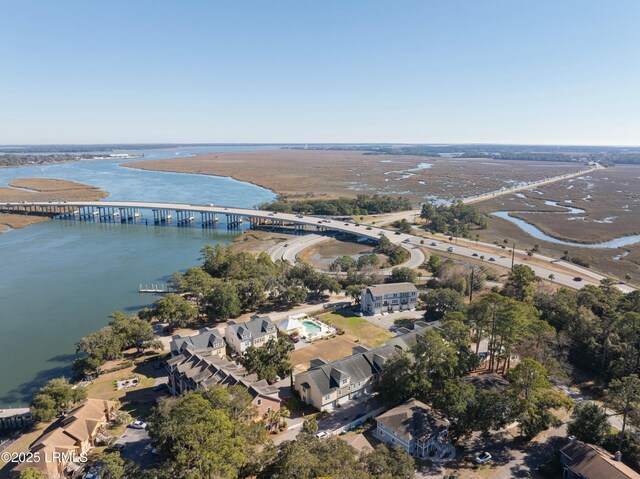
left=267, top=233, right=425, bottom=273
left=0, top=200, right=632, bottom=292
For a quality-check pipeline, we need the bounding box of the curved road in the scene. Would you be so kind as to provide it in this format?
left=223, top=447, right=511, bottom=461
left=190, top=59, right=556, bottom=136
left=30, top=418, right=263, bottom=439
left=267, top=233, right=425, bottom=273
left=0, top=200, right=632, bottom=292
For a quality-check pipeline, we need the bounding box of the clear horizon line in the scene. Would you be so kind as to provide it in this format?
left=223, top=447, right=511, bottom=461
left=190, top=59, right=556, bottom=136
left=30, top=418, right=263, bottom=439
left=1, top=141, right=640, bottom=148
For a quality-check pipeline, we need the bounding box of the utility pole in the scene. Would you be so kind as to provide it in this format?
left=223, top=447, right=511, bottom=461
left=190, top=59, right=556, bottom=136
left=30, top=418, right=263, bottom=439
left=469, top=268, right=475, bottom=302
left=511, top=242, right=516, bottom=270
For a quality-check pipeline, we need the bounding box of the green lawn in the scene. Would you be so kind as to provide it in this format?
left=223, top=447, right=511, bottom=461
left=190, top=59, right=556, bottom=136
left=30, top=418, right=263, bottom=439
left=321, top=310, right=392, bottom=347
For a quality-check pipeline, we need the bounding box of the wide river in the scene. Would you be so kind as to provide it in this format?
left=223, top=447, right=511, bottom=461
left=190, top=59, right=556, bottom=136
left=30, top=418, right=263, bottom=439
left=0, top=146, right=276, bottom=407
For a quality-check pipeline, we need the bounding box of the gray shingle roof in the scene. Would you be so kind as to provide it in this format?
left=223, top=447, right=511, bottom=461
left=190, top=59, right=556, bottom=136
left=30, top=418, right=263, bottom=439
left=376, top=398, right=449, bottom=443
left=297, top=324, right=430, bottom=396
left=227, top=316, right=277, bottom=341
left=365, top=282, right=418, bottom=296
left=170, top=328, right=225, bottom=354
left=561, top=441, right=640, bottom=479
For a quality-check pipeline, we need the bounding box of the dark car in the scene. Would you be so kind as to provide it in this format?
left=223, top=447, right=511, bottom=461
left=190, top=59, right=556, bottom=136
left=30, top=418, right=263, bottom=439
left=573, top=276, right=583, bottom=282
left=472, top=253, right=479, bottom=257
left=366, top=227, right=373, bottom=230
left=395, top=231, right=401, bottom=235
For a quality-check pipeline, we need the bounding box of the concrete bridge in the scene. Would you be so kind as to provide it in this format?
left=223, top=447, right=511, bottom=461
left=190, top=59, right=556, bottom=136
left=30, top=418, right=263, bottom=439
left=0, top=200, right=633, bottom=292
left=0, top=200, right=408, bottom=239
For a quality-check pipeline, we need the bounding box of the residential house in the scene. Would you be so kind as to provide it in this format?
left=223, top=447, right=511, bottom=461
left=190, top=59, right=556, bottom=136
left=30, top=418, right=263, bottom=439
left=166, top=348, right=251, bottom=396
left=360, top=283, right=418, bottom=315
left=170, top=327, right=226, bottom=359
left=374, top=398, right=455, bottom=461
left=560, top=439, right=640, bottom=479
left=294, top=322, right=430, bottom=411
left=12, top=399, right=117, bottom=479
left=242, top=378, right=282, bottom=417
left=225, top=316, right=278, bottom=355
left=166, top=348, right=281, bottom=415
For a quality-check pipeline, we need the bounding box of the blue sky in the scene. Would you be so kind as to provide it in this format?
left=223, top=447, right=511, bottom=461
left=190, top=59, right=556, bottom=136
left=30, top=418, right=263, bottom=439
left=1, top=1, right=639, bottom=145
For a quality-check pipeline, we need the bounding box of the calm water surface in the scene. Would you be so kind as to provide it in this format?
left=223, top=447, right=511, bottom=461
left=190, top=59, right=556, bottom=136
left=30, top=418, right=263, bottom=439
left=0, top=146, right=276, bottom=406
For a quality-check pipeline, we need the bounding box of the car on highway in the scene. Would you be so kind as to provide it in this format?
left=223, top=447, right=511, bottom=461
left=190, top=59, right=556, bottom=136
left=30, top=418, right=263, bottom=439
left=447, top=246, right=454, bottom=252
left=430, top=242, right=438, bottom=246
left=474, top=452, right=492, bottom=464
left=379, top=232, right=385, bottom=236
left=130, top=419, right=147, bottom=430
left=403, top=239, right=410, bottom=243
left=296, top=214, right=304, bottom=218
left=207, top=203, right=214, bottom=207
left=573, top=276, right=583, bottom=282
left=489, top=257, right=496, bottom=262
left=344, top=223, right=350, bottom=226
left=284, top=244, right=289, bottom=247
left=395, top=231, right=401, bottom=235
left=366, top=227, right=373, bottom=230
left=472, top=253, right=478, bottom=257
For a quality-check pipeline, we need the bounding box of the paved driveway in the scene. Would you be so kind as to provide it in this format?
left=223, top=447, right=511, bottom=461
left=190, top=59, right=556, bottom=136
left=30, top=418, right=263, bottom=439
left=317, top=396, right=382, bottom=434
left=114, top=427, right=156, bottom=469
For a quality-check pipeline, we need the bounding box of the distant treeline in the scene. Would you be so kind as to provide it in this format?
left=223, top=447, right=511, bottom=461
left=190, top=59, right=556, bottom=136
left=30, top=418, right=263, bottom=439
left=292, top=144, right=640, bottom=165
left=258, top=194, right=413, bottom=216
left=0, top=153, right=98, bottom=167
left=0, top=143, right=289, bottom=154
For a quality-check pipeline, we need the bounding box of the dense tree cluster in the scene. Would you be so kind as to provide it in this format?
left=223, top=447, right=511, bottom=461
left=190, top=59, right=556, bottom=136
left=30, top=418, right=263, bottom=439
left=534, top=280, right=640, bottom=381
left=375, top=236, right=409, bottom=266
left=379, top=322, right=569, bottom=439
left=30, top=377, right=87, bottom=423
left=159, top=245, right=342, bottom=328
left=330, top=253, right=380, bottom=272
left=259, top=194, right=412, bottom=216
left=258, top=435, right=415, bottom=479
left=73, top=311, right=162, bottom=378
left=420, top=200, right=487, bottom=237
left=238, top=337, right=294, bottom=382
left=147, top=387, right=267, bottom=479
left=73, top=312, right=162, bottom=379
left=425, top=255, right=487, bottom=294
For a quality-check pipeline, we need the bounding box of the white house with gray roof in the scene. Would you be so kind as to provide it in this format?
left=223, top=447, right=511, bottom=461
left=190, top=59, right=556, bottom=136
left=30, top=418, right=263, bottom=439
left=170, top=327, right=226, bottom=359
left=361, top=282, right=418, bottom=315
left=294, top=322, right=430, bottom=411
left=224, top=315, right=278, bottom=355
left=374, top=398, right=455, bottom=461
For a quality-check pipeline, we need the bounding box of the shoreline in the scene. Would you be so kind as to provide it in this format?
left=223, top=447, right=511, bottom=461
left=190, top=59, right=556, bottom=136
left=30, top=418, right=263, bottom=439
left=499, top=211, right=640, bottom=247
left=0, top=178, right=109, bottom=232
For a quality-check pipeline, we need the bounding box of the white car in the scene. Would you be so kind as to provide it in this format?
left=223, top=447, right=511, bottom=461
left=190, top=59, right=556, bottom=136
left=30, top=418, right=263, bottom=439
left=474, top=452, right=492, bottom=464
left=315, top=431, right=328, bottom=439
left=130, top=419, right=147, bottom=430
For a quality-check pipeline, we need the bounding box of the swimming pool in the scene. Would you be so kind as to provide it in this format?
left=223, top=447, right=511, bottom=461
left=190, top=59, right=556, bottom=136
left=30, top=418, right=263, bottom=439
left=302, top=320, right=322, bottom=334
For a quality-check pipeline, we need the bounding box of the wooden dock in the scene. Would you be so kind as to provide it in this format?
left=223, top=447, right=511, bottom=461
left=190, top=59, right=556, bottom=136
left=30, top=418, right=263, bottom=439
left=138, top=284, right=169, bottom=293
